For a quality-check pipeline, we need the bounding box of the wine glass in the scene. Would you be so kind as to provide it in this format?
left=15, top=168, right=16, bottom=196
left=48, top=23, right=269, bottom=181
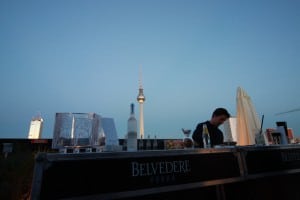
left=182, top=128, right=193, bottom=149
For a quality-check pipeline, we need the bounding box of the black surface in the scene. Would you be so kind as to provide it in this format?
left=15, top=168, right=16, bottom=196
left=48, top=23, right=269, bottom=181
left=244, top=147, right=300, bottom=174
left=27, top=144, right=300, bottom=200
left=38, top=151, right=240, bottom=199
left=224, top=172, right=300, bottom=200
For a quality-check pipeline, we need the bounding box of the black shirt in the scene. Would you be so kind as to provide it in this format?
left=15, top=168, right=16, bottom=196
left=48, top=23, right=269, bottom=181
left=192, top=120, right=224, bottom=148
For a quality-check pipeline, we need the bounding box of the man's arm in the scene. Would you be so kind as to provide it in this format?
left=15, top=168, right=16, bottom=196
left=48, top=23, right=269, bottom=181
left=192, top=123, right=204, bottom=148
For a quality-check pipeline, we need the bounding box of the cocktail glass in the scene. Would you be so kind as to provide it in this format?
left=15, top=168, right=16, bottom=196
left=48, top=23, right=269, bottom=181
left=182, top=128, right=193, bottom=149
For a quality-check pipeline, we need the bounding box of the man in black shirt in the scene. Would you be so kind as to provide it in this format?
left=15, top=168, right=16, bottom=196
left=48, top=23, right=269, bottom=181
left=192, top=108, right=230, bottom=148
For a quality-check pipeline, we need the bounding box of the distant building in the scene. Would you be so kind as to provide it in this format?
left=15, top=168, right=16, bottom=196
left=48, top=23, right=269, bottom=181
left=287, top=128, right=294, bottom=140
left=265, top=127, right=295, bottom=145
left=265, top=128, right=276, bottom=144
left=223, top=117, right=237, bottom=142
left=28, top=116, right=43, bottom=139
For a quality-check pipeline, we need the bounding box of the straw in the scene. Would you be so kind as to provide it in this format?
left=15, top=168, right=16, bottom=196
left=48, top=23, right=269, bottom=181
left=259, top=114, right=264, bottom=135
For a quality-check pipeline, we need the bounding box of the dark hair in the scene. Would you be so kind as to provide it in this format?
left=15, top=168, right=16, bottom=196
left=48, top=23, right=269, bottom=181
left=212, top=108, right=230, bottom=118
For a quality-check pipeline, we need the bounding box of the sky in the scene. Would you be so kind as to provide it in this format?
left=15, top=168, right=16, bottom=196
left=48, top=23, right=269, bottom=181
left=0, top=0, right=299, bottom=139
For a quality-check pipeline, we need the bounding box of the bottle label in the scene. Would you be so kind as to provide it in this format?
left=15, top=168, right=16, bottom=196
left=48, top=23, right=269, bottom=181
left=127, top=131, right=137, bottom=151
left=202, top=124, right=211, bottom=148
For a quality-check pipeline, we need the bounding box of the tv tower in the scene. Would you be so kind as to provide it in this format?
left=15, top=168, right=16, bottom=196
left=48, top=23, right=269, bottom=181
left=137, top=69, right=146, bottom=139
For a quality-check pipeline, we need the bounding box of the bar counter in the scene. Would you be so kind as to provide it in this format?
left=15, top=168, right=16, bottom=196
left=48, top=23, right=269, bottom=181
left=30, top=145, right=300, bottom=200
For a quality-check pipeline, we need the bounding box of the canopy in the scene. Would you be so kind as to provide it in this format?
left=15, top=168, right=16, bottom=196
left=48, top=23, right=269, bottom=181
left=236, top=87, right=261, bottom=145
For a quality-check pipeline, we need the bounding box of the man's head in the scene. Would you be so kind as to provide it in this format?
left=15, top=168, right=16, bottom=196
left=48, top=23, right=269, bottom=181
left=210, top=108, right=230, bottom=126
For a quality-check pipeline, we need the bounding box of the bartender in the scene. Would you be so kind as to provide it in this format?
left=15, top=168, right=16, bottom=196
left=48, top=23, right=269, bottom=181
left=192, top=107, right=230, bottom=148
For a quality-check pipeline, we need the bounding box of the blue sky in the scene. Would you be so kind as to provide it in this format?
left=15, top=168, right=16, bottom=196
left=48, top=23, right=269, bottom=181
left=0, top=0, right=299, bottom=139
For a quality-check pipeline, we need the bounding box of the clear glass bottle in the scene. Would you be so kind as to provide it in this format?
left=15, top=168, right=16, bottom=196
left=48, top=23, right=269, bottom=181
left=127, top=103, right=137, bottom=151
left=202, top=124, right=211, bottom=148
left=153, top=135, right=158, bottom=150
left=146, top=134, right=152, bottom=150
left=138, top=138, right=144, bottom=150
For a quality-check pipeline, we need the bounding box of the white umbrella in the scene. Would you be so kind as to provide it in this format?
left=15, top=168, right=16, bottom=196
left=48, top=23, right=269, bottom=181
left=236, top=86, right=261, bottom=145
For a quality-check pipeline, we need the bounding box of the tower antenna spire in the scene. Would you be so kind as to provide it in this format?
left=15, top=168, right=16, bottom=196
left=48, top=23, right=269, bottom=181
left=139, top=65, right=143, bottom=89
left=137, top=66, right=146, bottom=139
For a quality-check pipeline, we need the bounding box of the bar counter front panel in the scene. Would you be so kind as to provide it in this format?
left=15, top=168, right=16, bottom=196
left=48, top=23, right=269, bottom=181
left=30, top=145, right=300, bottom=200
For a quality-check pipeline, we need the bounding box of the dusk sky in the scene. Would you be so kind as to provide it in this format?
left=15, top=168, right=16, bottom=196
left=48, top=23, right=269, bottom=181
left=1, top=0, right=299, bottom=139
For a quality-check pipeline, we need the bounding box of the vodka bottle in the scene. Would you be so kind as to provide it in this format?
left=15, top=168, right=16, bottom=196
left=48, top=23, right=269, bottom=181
left=153, top=135, right=158, bottom=150
left=202, top=124, right=211, bottom=148
left=146, top=134, right=152, bottom=150
left=138, top=137, right=144, bottom=150
left=127, top=103, right=137, bottom=151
